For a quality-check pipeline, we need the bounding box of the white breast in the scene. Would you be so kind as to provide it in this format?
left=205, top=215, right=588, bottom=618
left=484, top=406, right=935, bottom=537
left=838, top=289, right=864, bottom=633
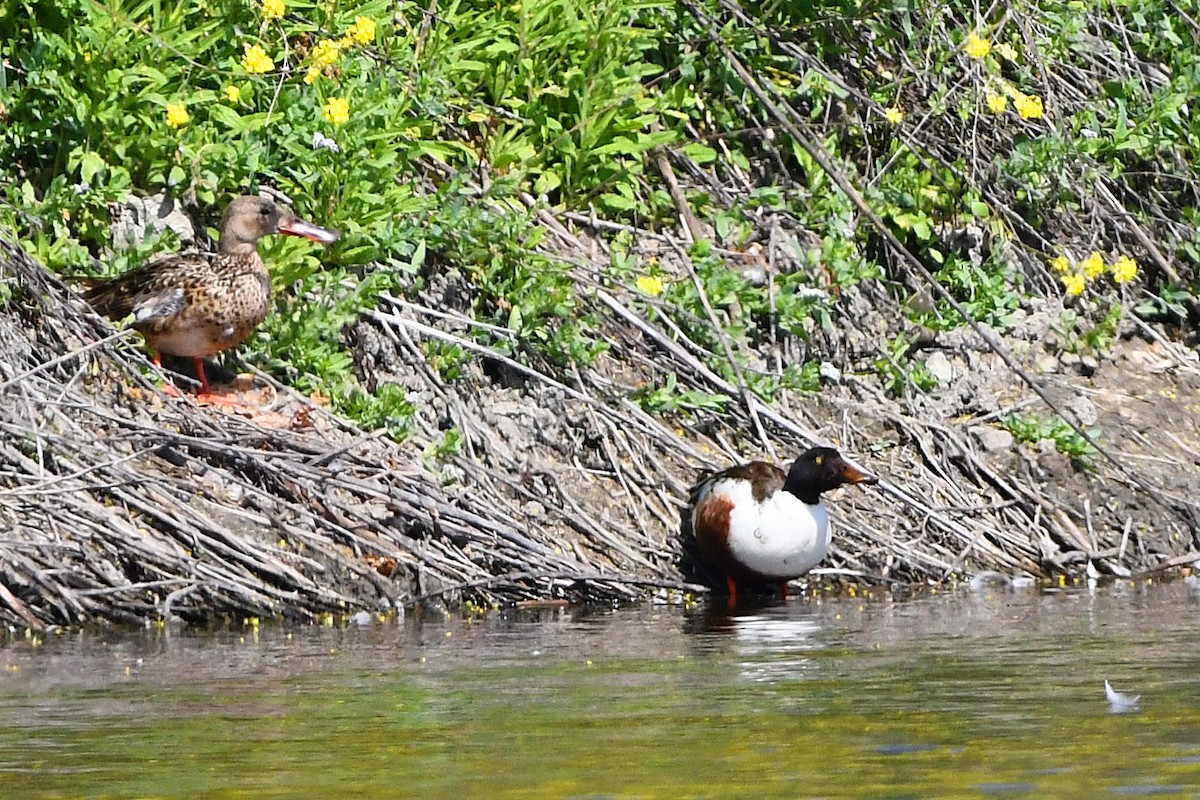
left=709, top=478, right=831, bottom=580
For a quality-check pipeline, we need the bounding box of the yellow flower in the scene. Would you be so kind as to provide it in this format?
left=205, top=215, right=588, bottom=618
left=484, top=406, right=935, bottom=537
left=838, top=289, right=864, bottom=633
left=985, top=92, right=1007, bottom=114
left=304, top=65, right=322, bottom=85
left=1049, top=254, right=1070, bottom=274
left=965, top=32, right=991, bottom=59
left=994, top=42, right=1019, bottom=61
left=223, top=85, right=241, bottom=103
left=1081, top=251, right=1105, bottom=279
left=345, top=15, right=376, bottom=45
left=311, top=39, right=341, bottom=68
left=636, top=275, right=665, bottom=297
left=241, top=43, right=274, bottom=74
left=261, top=0, right=285, bottom=20
left=1013, top=91, right=1044, bottom=120
left=323, top=97, right=350, bottom=126
left=1061, top=272, right=1086, bottom=296
left=1111, top=255, right=1138, bottom=284
left=165, top=102, right=189, bottom=129
left=884, top=106, right=904, bottom=125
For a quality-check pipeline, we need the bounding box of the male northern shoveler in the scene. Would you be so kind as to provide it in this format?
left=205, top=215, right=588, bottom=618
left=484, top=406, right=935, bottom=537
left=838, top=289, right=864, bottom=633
left=688, top=446, right=878, bottom=602
left=85, top=195, right=339, bottom=397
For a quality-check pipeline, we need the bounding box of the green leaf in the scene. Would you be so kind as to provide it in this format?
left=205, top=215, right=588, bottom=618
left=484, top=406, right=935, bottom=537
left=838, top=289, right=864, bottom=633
left=207, top=104, right=242, bottom=128
left=599, top=192, right=636, bottom=211
left=483, top=41, right=519, bottom=55
left=233, top=112, right=269, bottom=134
left=79, top=151, right=105, bottom=183
left=447, top=59, right=487, bottom=73
left=681, top=143, right=717, bottom=164
left=534, top=170, right=561, bottom=196
left=408, top=239, right=426, bottom=273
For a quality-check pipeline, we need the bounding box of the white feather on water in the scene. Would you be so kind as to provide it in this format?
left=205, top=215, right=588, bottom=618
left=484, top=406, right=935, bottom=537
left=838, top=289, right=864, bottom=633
left=1105, top=680, right=1141, bottom=713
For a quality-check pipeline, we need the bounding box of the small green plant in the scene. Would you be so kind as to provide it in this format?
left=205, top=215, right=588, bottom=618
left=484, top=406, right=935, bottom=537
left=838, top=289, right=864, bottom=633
left=635, top=372, right=730, bottom=416
left=743, top=362, right=822, bottom=402
left=1054, top=306, right=1122, bottom=356
left=429, top=185, right=607, bottom=366
left=424, top=341, right=471, bottom=383
left=874, top=335, right=937, bottom=397
left=921, top=253, right=1022, bottom=331
left=1003, top=413, right=1096, bottom=468
left=1135, top=286, right=1194, bottom=322
left=338, top=383, right=413, bottom=439
left=424, top=427, right=464, bottom=464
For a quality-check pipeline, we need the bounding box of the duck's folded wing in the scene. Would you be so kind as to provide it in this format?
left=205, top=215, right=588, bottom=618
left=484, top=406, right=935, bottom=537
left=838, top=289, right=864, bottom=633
left=689, top=461, right=786, bottom=506
left=132, top=287, right=188, bottom=324
left=83, top=253, right=212, bottom=322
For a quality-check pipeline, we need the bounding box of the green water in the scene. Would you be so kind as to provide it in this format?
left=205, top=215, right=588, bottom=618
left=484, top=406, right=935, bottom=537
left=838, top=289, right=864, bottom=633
left=1, top=582, right=1198, bottom=799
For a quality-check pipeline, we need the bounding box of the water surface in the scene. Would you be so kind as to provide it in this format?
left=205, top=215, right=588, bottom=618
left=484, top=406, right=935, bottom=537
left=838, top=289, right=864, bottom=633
left=1, top=581, right=1198, bottom=798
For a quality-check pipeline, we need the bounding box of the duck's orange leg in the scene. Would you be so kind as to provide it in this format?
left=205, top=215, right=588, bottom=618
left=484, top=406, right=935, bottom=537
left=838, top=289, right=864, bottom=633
left=192, top=358, right=251, bottom=407
left=779, top=581, right=789, bottom=600
left=150, top=352, right=237, bottom=404
left=193, top=358, right=213, bottom=396
left=726, top=576, right=739, bottom=607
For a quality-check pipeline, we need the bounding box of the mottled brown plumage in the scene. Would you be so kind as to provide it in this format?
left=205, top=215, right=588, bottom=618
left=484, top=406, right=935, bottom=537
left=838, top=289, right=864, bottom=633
left=85, top=196, right=339, bottom=395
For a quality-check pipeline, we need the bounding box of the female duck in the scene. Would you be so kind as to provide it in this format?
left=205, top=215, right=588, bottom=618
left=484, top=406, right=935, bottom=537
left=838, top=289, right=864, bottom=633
left=85, top=196, right=339, bottom=396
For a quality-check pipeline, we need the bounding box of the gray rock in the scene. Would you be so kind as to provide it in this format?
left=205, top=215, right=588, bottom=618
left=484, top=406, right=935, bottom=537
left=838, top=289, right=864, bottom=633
left=972, top=426, right=1014, bottom=454
left=1036, top=355, right=1060, bottom=374
left=740, top=265, right=767, bottom=286
left=818, top=361, right=842, bottom=384
left=1065, top=394, right=1098, bottom=427
left=1060, top=351, right=1099, bottom=377
left=110, top=193, right=195, bottom=249
left=925, top=351, right=955, bottom=385
left=1007, top=310, right=1055, bottom=342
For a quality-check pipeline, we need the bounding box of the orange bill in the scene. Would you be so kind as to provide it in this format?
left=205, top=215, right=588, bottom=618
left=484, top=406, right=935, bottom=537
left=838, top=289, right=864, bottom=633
left=838, top=458, right=879, bottom=486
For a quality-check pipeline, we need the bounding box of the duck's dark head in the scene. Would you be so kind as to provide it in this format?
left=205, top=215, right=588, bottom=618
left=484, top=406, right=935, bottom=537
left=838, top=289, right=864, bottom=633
left=217, top=196, right=341, bottom=255
left=784, top=446, right=878, bottom=504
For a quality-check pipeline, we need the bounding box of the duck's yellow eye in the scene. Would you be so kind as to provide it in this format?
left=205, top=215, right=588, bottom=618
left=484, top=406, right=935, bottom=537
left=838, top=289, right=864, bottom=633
left=814, top=456, right=823, bottom=465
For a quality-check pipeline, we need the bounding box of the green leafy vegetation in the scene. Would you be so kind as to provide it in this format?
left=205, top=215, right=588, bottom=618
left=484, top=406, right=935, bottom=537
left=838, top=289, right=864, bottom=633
left=1004, top=413, right=1097, bottom=468
left=2, top=0, right=1198, bottom=438
left=1054, top=306, right=1123, bottom=357
left=874, top=334, right=937, bottom=398
left=635, top=372, right=729, bottom=415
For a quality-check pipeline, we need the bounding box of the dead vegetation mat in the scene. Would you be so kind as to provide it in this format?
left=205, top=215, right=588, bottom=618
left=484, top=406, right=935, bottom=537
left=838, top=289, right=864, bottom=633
left=2, top=205, right=1200, bottom=630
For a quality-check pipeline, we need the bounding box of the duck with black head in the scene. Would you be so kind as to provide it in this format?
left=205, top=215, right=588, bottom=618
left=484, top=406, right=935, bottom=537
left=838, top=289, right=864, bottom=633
left=687, top=446, right=878, bottom=603
left=84, top=195, right=339, bottom=398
